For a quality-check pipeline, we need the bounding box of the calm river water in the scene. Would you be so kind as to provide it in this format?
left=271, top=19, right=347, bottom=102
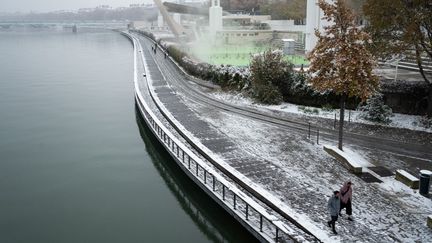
left=0, top=28, right=256, bottom=243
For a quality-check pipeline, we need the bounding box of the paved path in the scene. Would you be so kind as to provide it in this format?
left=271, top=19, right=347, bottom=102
left=135, top=34, right=432, bottom=242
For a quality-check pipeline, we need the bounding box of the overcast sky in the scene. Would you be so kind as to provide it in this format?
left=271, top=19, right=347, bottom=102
left=1, top=0, right=155, bottom=13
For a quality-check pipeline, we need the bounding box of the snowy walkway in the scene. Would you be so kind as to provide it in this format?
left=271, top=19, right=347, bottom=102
left=137, top=34, right=432, bottom=242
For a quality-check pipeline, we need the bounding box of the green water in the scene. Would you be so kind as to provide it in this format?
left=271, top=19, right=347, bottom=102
left=0, top=28, right=256, bottom=243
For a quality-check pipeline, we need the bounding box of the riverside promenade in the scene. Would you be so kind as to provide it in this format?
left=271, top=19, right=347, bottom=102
left=130, top=32, right=432, bottom=242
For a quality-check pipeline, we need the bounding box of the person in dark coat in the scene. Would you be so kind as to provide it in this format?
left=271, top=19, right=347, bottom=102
left=339, top=181, right=353, bottom=220
left=327, top=190, right=340, bottom=235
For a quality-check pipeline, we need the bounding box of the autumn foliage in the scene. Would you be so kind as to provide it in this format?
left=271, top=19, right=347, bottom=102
left=308, top=0, right=379, bottom=101
left=308, top=0, right=379, bottom=149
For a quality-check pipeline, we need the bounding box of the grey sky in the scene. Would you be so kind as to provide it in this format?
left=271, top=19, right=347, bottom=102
left=1, top=0, right=154, bottom=13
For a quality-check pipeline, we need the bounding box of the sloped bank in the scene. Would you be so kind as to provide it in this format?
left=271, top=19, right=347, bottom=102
left=131, top=30, right=430, bottom=116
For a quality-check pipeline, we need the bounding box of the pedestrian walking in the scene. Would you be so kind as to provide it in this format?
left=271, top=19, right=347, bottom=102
left=327, top=191, right=340, bottom=235
left=339, top=181, right=353, bottom=221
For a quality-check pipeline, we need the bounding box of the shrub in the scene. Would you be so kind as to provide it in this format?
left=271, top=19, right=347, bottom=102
left=249, top=50, right=295, bottom=104
left=358, top=93, right=393, bottom=124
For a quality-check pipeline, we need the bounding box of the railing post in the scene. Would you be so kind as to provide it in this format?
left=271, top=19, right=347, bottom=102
left=222, top=185, right=225, bottom=201
left=233, top=194, right=236, bottom=209
left=196, top=162, right=199, bottom=176
left=334, top=113, right=337, bottom=129
left=348, top=109, right=351, bottom=123
left=204, top=170, right=206, bottom=184
left=212, top=175, right=216, bottom=191
left=188, top=157, right=191, bottom=169
left=182, top=151, right=185, bottom=163
left=177, top=145, right=179, bottom=157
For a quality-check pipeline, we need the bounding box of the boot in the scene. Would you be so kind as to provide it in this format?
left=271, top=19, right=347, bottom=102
left=333, top=229, right=338, bottom=235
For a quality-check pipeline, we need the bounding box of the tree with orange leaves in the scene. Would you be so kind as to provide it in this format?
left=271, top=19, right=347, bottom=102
left=308, top=0, right=379, bottom=150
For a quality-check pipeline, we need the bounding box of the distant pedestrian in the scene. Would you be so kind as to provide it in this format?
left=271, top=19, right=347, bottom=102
left=327, top=191, right=340, bottom=235
left=339, top=181, right=353, bottom=221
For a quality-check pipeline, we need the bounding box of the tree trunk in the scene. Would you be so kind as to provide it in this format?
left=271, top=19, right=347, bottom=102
left=428, top=85, right=432, bottom=118
left=338, top=94, right=347, bottom=150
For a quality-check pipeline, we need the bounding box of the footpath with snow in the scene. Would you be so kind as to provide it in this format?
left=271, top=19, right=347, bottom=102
left=141, top=31, right=432, bottom=242
left=183, top=95, right=432, bottom=242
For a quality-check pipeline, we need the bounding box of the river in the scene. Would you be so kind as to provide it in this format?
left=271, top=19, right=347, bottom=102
left=0, top=27, right=256, bottom=243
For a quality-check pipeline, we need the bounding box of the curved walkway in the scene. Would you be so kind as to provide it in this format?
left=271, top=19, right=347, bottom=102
left=132, top=32, right=432, bottom=242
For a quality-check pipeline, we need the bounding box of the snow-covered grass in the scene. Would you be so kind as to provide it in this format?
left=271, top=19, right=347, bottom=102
left=210, top=91, right=432, bottom=133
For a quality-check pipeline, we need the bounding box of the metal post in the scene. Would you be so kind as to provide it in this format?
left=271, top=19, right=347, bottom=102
left=394, top=59, right=399, bottom=82
left=308, top=122, right=311, bottom=139
left=317, top=128, right=320, bottom=145
left=188, top=157, right=191, bottom=169
left=204, top=170, right=206, bottom=184
left=246, top=204, right=249, bottom=220
left=196, top=162, right=199, bottom=176
left=177, top=146, right=179, bottom=157
left=260, top=215, right=263, bottom=232
left=233, top=194, right=236, bottom=209
left=348, top=110, right=351, bottom=123
left=276, top=228, right=279, bottom=242
left=222, top=185, right=225, bottom=200
left=334, top=113, right=337, bottom=129
left=182, top=151, right=184, bottom=163
left=212, top=175, right=216, bottom=191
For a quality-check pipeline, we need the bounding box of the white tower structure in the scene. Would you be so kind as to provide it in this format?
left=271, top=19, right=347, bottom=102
left=157, top=11, right=164, bottom=28
left=305, top=0, right=332, bottom=53
left=209, top=0, right=223, bottom=36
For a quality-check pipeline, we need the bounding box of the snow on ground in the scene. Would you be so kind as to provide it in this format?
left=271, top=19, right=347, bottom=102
left=184, top=101, right=432, bottom=242
left=138, top=35, right=432, bottom=241
left=209, top=91, right=432, bottom=133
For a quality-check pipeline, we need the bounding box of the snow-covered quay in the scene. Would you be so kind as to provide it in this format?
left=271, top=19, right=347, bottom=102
left=128, top=31, right=432, bottom=242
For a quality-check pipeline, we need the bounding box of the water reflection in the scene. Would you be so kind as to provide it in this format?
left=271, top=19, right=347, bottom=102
left=135, top=104, right=258, bottom=243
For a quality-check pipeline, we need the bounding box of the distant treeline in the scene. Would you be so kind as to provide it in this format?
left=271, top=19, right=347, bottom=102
left=0, top=7, right=158, bottom=22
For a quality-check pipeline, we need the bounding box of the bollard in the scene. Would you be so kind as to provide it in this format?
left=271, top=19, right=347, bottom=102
left=428, top=215, right=432, bottom=229
left=334, top=113, right=337, bottom=129
left=348, top=110, right=351, bottom=123
left=419, top=170, right=432, bottom=195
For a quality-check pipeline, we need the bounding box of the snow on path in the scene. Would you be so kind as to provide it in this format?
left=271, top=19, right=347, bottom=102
left=182, top=97, right=432, bottom=242
left=210, top=91, right=432, bottom=133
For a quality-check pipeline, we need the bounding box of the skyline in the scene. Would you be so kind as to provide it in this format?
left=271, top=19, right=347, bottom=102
left=0, top=0, right=155, bottom=13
